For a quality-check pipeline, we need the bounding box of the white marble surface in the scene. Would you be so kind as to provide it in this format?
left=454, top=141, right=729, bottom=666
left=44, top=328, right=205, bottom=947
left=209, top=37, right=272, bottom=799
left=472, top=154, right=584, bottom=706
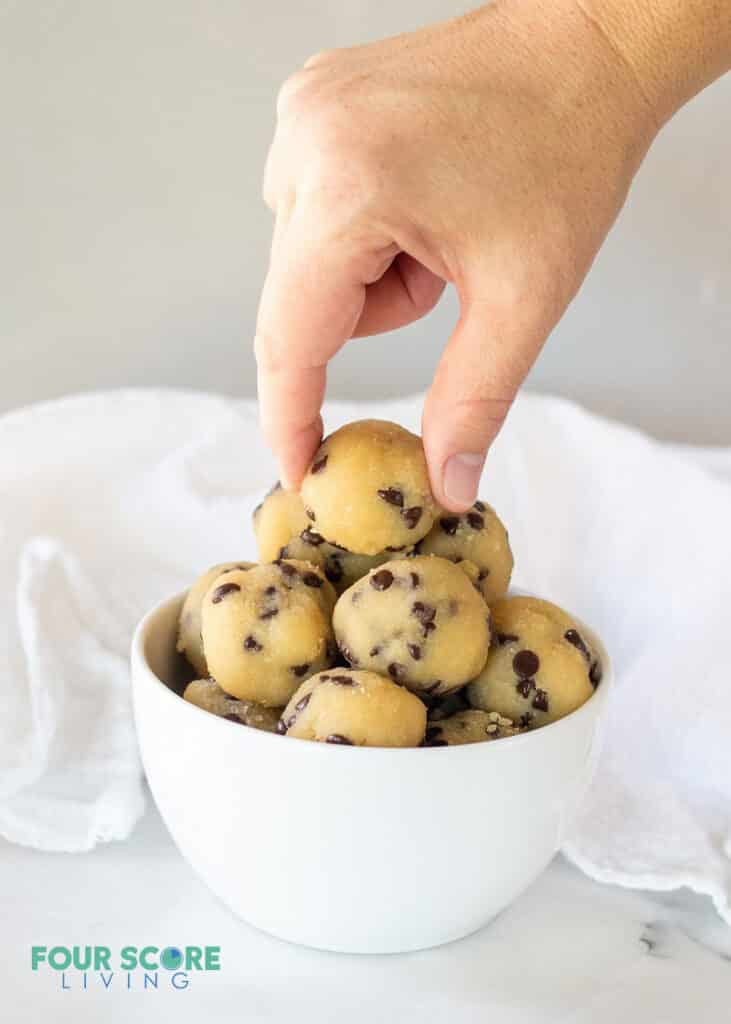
left=2, top=795, right=728, bottom=1023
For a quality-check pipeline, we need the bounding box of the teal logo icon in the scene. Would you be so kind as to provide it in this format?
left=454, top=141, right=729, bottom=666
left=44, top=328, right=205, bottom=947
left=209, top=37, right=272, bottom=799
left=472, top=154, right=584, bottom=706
left=160, top=947, right=183, bottom=971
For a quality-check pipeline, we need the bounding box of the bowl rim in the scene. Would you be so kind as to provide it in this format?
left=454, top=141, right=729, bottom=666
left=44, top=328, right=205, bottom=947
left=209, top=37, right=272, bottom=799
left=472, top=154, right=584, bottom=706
left=131, top=589, right=612, bottom=758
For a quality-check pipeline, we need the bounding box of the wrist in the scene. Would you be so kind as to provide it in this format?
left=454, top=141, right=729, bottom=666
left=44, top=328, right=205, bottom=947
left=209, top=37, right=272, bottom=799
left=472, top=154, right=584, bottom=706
left=574, top=0, right=731, bottom=124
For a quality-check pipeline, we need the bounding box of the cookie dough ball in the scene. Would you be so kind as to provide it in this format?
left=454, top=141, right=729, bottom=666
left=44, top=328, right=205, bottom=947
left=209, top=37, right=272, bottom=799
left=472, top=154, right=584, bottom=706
left=467, top=596, right=598, bottom=728
left=177, top=561, right=255, bottom=676
left=300, top=420, right=438, bottom=555
left=423, top=710, right=522, bottom=746
left=201, top=562, right=336, bottom=707
left=280, top=669, right=426, bottom=747
left=253, top=483, right=309, bottom=562
left=333, top=555, right=491, bottom=698
left=416, top=500, right=513, bottom=605
left=183, top=678, right=280, bottom=732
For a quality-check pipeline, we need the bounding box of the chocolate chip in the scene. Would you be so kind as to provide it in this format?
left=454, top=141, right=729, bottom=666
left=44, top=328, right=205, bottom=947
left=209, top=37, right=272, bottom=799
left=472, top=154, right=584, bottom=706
left=473, top=500, right=486, bottom=512
left=295, top=693, right=311, bottom=714
left=371, top=569, right=394, bottom=591
left=427, top=690, right=469, bottom=721
left=243, top=635, right=263, bottom=652
left=264, top=585, right=277, bottom=596
left=564, top=628, right=590, bottom=662
left=211, top=582, right=241, bottom=604
left=513, top=649, right=540, bottom=678
left=410, top=572, right=420, bottom=588
left=497, top=632, right=519, bottom=645
left=326, top=734, right=353, bottom=745
left=291, top=663, right=310, bottom=677
left=477, top=568, right=490, bottom=581
left=407, top=643, right=422, bottom=660
left=377, top=487, right=404, bottom=508
left=532, top=688, right=549, bottom=712
left=325, top=559, right=344, bottom=584
left=439, top=516, right=459, bottom=536
left=301, top=527, right=325, bottom=546
left=303, top=571, right=324, bottom=588
left=466, top=512, right=484, bottom=530
left=329, top=674, right=356, bottom=687
left=388, top=662, right=407, bottom=683
left=339, top=644, right=358, bottom=666
left=386, top=544, right=407, bottom=552
left=260, top=608, right=279, bottom=620
left=412, top=601, right=436, bottom=627
left=516, top=678, right=536, bottom=698
left=305, top=506, right=316, bottom=521
left=279, top=562, right=298, bottom=578
left=220, top=565, right=251, bottom=574
left=311, top=454, right=328, bottom=474
left=401, top=506, right=422, bottom=529
left=369, top=645, right=381, bottom=657
left=276, top=718, right=287, bottom=734
left=519, top=712, right=534, bottom=728
left=223, top=712, right=244, bottom=724
left=590, top=660, right=603, bottom=687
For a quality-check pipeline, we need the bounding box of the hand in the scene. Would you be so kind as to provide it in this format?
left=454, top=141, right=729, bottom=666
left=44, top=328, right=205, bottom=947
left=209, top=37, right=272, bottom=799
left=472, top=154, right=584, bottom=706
left=254, top=0, right=723, bottom=510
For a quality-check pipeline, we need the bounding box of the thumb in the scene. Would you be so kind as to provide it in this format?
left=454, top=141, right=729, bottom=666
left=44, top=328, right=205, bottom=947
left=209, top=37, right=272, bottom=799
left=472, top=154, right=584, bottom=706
left=422, top=289, right=549, bottom=512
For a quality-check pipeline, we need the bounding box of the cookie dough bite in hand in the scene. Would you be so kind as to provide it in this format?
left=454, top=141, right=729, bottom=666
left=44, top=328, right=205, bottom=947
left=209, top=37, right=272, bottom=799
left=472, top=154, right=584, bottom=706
left=253, top=482, right=309, bottom=562
left=423, top=710, right=522, bottom=746
left=333, top=555, right=491, bottom=698
left=300, top=420, right=438, bottom=555
left=467, top=596, right=599, bottom=728
left=177, top=561, right=255, bottom=676
left=201, top=562, right=336, bottom=707
left=183, top=678, right=280, bottom=732
left=416, top=500, right=513, bottom=605
left=280, top=669, right=426, bottom=747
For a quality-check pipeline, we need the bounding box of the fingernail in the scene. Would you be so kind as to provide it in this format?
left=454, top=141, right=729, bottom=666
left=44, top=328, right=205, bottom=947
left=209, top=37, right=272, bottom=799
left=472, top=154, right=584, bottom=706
left=443, top=453, right=485, bottom=507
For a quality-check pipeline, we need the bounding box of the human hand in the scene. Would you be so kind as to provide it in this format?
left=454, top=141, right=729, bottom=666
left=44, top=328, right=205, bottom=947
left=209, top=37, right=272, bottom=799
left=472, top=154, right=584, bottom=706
left=255, top=0, right=724, bottom=510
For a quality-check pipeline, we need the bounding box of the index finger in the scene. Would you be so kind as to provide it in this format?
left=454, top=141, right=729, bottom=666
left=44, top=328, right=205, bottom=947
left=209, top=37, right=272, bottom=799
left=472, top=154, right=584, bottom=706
left=254, top=203, right=392, bottom=488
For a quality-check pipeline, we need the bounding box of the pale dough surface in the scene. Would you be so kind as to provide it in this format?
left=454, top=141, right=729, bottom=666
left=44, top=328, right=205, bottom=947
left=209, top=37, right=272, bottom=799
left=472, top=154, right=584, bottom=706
left=467, top=596, right=598, bottom=728
left=177, top=561, right=255, bottom=677
left=333, top=554, right=491, bottom=697
left=416, top=500, right=513, bottom=605
left=183, top=677, right=281, bottom=732
left=253, top=483, right=309, bottom=562
left=300, top=420, right=438, bottom=554
left=201, top=561, right=336, bottom=707
left=423, top=709, right=521, bottom=746
left=280, top=668, right=426, bottom=747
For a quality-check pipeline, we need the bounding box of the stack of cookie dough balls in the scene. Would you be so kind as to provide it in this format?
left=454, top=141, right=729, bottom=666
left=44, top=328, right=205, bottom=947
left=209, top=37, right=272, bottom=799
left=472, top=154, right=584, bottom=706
left=175, top=418, right=601, bottom=747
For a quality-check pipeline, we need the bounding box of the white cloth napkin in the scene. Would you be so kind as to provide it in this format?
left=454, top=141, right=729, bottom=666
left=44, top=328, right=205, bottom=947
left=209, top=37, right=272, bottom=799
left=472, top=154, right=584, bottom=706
left=1, top=389, right=730, bottom=924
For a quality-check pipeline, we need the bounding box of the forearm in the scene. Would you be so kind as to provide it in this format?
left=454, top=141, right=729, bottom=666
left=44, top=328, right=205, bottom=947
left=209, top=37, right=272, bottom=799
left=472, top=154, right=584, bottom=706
left=576, top=0, right=731, bottom=123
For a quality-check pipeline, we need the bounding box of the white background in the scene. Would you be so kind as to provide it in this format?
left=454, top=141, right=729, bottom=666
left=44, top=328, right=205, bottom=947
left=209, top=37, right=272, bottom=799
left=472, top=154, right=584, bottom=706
left=2, top=0, right=730, bottom=442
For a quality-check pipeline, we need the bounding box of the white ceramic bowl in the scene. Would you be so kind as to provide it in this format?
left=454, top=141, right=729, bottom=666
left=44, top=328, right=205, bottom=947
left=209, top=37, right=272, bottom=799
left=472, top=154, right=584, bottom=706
left=131, top=592, right=611, bottom=954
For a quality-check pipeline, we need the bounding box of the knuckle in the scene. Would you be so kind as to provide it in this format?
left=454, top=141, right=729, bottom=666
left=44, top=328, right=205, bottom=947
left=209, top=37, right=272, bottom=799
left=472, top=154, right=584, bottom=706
left=276, top=68, right=316, bottom=118
left=303, top=48, right=339, bottom=70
